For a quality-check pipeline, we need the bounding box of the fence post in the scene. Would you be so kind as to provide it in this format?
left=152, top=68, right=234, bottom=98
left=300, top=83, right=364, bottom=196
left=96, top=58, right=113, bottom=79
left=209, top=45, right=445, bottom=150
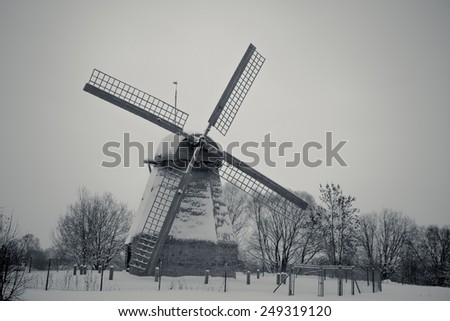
left=256, top=269, right=260, bottom=279
left=351, top=268, right=355, bottom=295
left=154, top=267, right=160, bottom=283
left=224, top=263, right=227, bottom=293
left=379, top=272, right=383, bottom=292
left=372, top=268, right=375, bottom=293
left=109, top=265, right=114, bottom=280
left=377, top=269, right=382, bottom=292
left=338, top=265, right=343, bottom=296
left=45, top=258, right=51, bottom=291
left=100, top=265, right=104, bottom=291
left=98, top=265, right=102, bottom=274
left=367, top=267, right=370, bottom=286
left=158, top=261, right=162, bottom=291
left=204, top=270, right=209, bottom=284
left=28, top=256, right=32, bottom=273
left=246, top=271, right=251, bottom=285
left=318, top=268, right=324, bottom=297
left=288, top=273, right=295, bottom=296
left=276, top=273, right=281, bottom=285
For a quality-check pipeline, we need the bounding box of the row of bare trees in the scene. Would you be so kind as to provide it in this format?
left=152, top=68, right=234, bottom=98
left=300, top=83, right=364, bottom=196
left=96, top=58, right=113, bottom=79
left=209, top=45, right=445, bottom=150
left=359, top=210, right=450, bottom=286
left=358, top=209, right=415, bottom=279
left=223, top=182, right=450, bottom=287
left=1, top=188, right=132, bottom=300
left=2, top=181, right=447, bottom=301
left=245, top=192, right=322, bottom=273
left=225, top=183, right=359, bottom=272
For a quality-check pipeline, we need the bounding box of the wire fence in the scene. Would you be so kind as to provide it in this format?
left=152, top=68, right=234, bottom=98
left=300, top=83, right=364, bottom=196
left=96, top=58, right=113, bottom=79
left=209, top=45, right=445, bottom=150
left=20, top=259, right=383, bottom=297
left=294, top=265, right=383, bottom=297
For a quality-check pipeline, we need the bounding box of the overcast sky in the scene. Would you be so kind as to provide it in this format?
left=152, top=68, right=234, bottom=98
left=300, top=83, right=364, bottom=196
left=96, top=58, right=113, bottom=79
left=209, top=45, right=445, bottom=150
left=1, top=0, right=449, bottom=248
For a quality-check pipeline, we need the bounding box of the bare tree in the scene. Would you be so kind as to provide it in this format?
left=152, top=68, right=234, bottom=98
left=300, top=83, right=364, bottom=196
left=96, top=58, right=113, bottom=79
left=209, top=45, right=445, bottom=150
left=20, top=233, right=40, bottom=255
left=358, top=212, right=378, bottom=267
left=318, top=183, right=359, bottom=265
left=246, top=191, right=313, bottom=272
left=223, top=183, right=248, bottom=244
left=357, top=209, right=415, bottom=280
left=53, top=187, right=131, bottom=269
left=19, top=233, right=48, bottom=270
left=279, top=191, right=322, bottom=265
left=416, top=225, right=450, bottom=286
left=245, top=196, right=269, bottom=270
left=295, top=208, right=323, bottom=265
left=1, top=214, right=28, bottom=300
left=375, top=209, right=414, bottom=279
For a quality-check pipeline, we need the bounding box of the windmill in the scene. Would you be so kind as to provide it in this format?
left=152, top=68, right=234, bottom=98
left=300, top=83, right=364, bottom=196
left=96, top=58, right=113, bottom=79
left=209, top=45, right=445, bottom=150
left=83, top=44, right=309, bottom=276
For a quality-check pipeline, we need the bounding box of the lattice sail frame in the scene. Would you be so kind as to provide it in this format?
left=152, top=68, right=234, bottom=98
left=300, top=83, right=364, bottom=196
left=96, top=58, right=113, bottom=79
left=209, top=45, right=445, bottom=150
left=209, top=44, right=266, bottom=136
left=87, top=69, right=189, bottom=129
left=216, top=160, right=303, bottom=218
left=140, top=167, right=183, bottom=236
left=129, top=167, right=185, bottom=271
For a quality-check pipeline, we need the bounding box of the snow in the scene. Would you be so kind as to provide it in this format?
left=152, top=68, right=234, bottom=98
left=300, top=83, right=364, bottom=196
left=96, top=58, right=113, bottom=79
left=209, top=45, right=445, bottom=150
left=172, top=184, right=217, bottom=242
left=125, top=169, right=159, bottom=243
left=20, top=270, right=450, bottom=301
left=128, top=166, right=234, bottom=244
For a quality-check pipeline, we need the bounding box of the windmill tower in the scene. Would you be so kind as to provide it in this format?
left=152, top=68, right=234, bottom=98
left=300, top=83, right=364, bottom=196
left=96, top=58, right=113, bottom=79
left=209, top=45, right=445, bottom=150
left=126, top=133, right=236, bottom=276
left=83, top=44, right=309, bottom=277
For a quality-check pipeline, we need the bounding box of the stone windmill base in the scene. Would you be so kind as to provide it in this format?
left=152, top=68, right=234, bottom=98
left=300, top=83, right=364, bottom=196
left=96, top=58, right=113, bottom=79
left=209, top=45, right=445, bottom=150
left=157, top=238, right=238, bottom=277
left=129, top=236, right=238, bottom=277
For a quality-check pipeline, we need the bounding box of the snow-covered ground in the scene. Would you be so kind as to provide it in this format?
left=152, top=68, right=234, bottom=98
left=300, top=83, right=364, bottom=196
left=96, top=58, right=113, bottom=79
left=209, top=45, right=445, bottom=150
left=20, top=270, right=450, bottom=301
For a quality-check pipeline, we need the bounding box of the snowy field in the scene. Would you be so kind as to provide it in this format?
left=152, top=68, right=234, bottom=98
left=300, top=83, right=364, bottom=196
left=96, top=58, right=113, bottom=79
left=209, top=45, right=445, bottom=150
left=20, top=270, right=450, bottom=301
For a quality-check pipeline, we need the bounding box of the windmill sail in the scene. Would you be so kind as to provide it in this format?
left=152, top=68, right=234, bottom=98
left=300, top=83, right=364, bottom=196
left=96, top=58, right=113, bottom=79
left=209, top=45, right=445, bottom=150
left=128, top=166, right=190, bottom=275
left=208, top=44, right=265, bottom=136
left=84, top=69, right=189, bottom=134
left=215, top=151, right=309, bottom=217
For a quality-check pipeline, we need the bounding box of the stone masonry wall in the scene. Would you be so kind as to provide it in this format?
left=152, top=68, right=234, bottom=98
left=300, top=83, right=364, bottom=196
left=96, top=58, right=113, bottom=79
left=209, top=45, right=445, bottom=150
left=158, top=238, right=238, bottom=277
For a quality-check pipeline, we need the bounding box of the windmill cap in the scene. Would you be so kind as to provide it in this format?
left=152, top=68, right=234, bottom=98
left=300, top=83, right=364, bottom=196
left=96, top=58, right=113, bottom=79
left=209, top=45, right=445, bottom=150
left=154, top=132, right=223, bottom=168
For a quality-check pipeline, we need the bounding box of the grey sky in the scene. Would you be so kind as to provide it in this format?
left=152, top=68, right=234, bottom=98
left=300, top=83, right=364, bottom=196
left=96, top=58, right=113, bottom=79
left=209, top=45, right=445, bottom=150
left=1, top=0, right=449, bottom=248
